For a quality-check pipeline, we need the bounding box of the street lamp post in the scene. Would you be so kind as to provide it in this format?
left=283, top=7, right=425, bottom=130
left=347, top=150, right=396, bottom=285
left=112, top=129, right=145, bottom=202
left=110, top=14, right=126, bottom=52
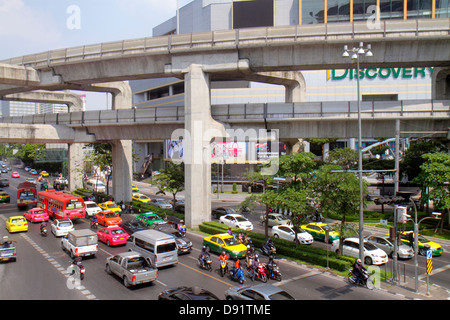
left=408, top=200, right=441, bottom=293
left=342, top=42, right=373, bottom=262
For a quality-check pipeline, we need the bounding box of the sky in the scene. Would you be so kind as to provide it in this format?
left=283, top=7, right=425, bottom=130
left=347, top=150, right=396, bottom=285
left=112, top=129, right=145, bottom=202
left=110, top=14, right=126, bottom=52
left=0, top=0, right=193, bottom=110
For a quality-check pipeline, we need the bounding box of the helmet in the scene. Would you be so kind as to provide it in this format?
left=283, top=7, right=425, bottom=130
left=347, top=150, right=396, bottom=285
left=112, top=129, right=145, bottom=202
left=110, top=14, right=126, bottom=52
left=357, top=259, right=362, bottom=264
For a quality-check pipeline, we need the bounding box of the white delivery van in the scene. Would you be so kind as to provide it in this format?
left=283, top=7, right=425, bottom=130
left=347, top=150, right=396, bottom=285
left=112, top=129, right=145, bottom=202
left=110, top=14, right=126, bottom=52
left=126, top=229, right=178, bottom=268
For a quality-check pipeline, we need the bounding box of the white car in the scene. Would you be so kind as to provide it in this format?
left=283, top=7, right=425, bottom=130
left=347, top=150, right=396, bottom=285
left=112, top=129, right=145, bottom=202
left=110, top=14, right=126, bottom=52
left=84, top=201, right=102, bottom=217
left=51, top=219, right=74, bottom=237
left=219, top=213, right=253, bottom=231
left=271, top=225, right=313, bottom=245
left=331, top=237, right=388, bottom=265
left=151, top=198, right=173, bottom=209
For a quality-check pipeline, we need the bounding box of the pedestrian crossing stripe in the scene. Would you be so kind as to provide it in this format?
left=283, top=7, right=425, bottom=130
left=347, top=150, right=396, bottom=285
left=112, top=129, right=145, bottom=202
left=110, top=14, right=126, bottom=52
left=426, top=259, right=432, bottom=274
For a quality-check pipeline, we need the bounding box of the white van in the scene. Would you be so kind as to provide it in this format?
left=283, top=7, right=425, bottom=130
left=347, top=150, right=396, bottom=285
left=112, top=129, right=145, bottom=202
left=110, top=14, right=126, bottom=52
left=126, top=230, right=178, bottom=268
left=85, top=179, right=106, bottom=193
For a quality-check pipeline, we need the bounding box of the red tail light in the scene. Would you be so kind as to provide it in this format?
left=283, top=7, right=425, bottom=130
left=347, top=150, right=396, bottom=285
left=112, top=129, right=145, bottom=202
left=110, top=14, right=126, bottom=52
left=132, top=275, right=136, bottom=283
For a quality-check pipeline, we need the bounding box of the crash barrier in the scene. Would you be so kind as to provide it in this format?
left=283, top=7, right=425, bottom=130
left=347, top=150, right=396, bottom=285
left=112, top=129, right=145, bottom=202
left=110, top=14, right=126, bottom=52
left=199, top=221, right=355, bottom=273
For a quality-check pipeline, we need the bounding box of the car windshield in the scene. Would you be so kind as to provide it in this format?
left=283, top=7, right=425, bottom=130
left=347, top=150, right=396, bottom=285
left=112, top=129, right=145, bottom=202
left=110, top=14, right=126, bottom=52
left=224, top=237, right=240, bottom=246
left=33, top=210, right=45, bottom=214
left=111, top=229, right=125, bottom=235
left=145, top=214, right=159, bottom=221
left=107, top=203, right=118, bottom=209
left=225, top=208, right=237, bottom=214
left=364, top=242, right=378, bottom=251
left=269, top=291, right=295, bottom=300
left=105, top=212, right=118, bottom=218
left=418, top=235, right=431, bottom=243
left=86, top=203, right=98, bottom=208
left=235, top=216, right=248, bottom=222
left=59, top=222, right=72, bottom=227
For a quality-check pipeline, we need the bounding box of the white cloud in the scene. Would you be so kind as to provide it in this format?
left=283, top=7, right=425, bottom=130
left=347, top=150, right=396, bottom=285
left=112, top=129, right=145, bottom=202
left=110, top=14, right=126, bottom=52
left=0, top=0, right=61, bottom=47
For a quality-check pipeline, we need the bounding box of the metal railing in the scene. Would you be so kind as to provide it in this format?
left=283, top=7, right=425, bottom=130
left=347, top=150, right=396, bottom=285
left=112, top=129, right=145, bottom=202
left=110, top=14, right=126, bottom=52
left=0, top=100, right=448, bottom=126
left=1, top=19, right=448, bottom=68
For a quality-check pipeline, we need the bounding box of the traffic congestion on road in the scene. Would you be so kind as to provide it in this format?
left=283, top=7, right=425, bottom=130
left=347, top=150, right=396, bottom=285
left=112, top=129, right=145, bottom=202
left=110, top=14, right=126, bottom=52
left=0, top=165, right=449, bottom=304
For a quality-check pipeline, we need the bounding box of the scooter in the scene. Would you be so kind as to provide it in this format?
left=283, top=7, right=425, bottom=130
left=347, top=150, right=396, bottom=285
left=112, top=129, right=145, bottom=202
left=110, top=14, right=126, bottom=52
left=90, top=218, right=98, bottom=230
left=198, top=255, right=212, bottom=271
left=71, top=258, right=85, bottom=280
left=263, top=263, right=282, bottom=281
left=219, top=260, right=228, bottom=277
left=248, top=263, right=267, bottom=283
left=261, top=243, right=276, bottom=257
left=230, top=267, right=245, bottom=284
left=40, top=226, right=48, bottom=237
left=347, top=268, right=374, bottom=290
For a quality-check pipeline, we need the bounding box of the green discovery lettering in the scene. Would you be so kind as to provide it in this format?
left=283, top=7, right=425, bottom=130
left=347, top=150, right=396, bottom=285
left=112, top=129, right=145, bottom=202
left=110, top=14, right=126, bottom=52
left=329, top=67, right=433, bottom=80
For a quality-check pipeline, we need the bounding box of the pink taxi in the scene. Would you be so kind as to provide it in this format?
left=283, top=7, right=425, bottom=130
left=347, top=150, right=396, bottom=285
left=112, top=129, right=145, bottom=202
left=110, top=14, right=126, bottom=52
left=23, top=208, right=49, bottom=223
left=97, top=226, right=129, bottom=246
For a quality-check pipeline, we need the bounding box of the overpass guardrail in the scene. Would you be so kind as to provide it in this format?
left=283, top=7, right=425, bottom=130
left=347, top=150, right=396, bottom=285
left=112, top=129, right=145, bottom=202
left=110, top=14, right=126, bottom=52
left=0, top=100, right=448, bottom=126
left=1, top=19, right=449, bottom=68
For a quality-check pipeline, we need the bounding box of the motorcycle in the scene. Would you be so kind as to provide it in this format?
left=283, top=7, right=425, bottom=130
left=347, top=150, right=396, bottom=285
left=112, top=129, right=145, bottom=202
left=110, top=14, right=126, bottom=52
left=90, top=218, right=98, bottom=230
left=263, top=263, right=282, bottom=281
left=219, top=260, right=228, bottom=277
left=40, top=227, right=48, bottom=237
left=198, top=255, right=212, bottom=272
left=248, top=263, right=268, bottom=283
left=347, top=268, right=374, bottom=290
left=261, top=243, right=276, bottom=257
left=70, top=258, right=85, bottom=280
left=230, top=267, right=245, bottom=284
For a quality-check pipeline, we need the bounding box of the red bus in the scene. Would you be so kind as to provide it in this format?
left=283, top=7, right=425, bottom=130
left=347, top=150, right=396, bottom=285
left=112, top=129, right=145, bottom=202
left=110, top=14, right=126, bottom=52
left=37, top=190, right=85, bottom=220
left=17, top=182, right=37, bottom=208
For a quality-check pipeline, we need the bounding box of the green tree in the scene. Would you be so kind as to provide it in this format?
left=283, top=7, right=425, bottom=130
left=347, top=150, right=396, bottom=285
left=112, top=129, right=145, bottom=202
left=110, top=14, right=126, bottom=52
left=413, top=152, right=450, bottom=234
left=154, top=162, right=185, bottom=212
left=313, top=164, right=368, bottom=254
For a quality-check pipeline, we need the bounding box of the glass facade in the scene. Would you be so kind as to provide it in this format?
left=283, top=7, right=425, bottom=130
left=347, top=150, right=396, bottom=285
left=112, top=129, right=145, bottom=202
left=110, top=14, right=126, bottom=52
left=301, top=0, right=450, bottom=24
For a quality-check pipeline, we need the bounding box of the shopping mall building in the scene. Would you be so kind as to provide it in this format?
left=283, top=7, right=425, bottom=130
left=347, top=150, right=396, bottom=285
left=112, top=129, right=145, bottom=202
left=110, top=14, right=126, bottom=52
left=130, top=0, right=448, bottom=179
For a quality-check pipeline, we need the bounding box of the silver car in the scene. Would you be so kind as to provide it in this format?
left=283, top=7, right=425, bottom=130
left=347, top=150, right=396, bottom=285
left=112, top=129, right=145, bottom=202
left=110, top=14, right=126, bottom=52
left=225, top=284, right=295, bottom=300
left=365, top=235, right=414, bottom=259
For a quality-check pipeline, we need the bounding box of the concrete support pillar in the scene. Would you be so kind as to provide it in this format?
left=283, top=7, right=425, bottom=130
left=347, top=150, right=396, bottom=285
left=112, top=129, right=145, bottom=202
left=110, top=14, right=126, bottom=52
left=183, top=65, right=226, bottom=228
left=68, top=143, right=84, bottom=191
left=112, top=140, right=133, bottom=202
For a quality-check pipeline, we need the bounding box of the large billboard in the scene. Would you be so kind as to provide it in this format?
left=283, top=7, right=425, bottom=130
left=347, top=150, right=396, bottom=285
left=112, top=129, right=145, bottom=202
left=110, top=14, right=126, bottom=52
left=233, top=0, right=274, bottom=29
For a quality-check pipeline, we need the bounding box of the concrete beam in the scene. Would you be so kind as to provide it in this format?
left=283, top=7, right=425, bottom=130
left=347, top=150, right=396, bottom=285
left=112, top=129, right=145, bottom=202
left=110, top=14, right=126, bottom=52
left=0, top=63, right=40, bottom=86
left=2, top=90, right=84, bottom=112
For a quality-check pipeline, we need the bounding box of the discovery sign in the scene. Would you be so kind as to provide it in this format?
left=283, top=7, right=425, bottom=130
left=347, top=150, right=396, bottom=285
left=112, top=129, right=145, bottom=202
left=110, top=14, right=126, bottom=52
left=327, top=67, right=434, bottom=81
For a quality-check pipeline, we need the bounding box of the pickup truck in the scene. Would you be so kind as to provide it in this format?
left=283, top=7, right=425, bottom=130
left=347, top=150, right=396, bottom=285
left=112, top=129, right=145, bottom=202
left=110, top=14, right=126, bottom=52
left=105, top=251, right=158, bottom=287
left=61, top=229, right=98, bottom=258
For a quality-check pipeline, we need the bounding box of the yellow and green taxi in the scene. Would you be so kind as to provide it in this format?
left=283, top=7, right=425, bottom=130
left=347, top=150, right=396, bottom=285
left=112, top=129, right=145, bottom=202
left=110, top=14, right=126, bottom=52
left=399, top=231, right=443, bottom=256
left=132, top=184, right=139, bottom=193
left=6, top=216, right=28, bottom=233
left=0, top=192, right=10, bottom=203
left=132, top=193, right=151, bottom=204
left=301, top=222, right=340, bottom=243
left=99, top=201, right=122, bottom=215
left=39, top=171, right=49, bottom=177
left=202, top=233, right=247, bottom=259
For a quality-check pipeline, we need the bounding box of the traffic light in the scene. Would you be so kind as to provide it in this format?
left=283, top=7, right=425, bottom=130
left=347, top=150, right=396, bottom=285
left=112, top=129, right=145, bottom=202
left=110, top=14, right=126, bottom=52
left=396, top=206, right=410, bottom=224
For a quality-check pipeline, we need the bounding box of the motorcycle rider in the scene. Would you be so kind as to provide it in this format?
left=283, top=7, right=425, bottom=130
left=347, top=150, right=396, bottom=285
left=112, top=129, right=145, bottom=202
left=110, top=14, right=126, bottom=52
left=219, top=251, right=228, bottom=272
left=199, top=246, right=210, bottom=268
left=266, top=254, right=276, bottom=276
left=40, top=221, right=47, bottom=234
left=263, top=237, right=275, bottom=255
left=250, top=253, right=260, bottom=281
left=352, top=259, right=366, bottom=284
left=231, top=256, right=240, bottom=278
